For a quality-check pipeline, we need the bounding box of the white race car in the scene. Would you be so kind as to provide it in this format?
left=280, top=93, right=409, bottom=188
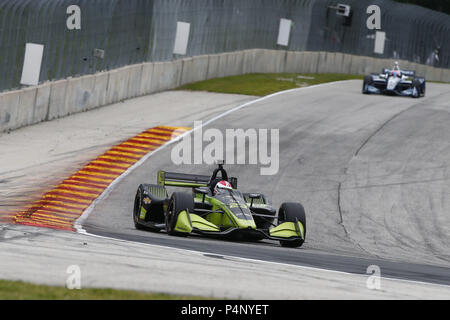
left=362, top=62, right=425, bottom=98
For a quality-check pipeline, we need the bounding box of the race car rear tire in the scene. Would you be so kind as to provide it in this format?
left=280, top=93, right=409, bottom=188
left=165, top=192, right=194, bottom=236
left=362, top=75, right=372, bottom=94
left=278, top=202, right=306, bottom=248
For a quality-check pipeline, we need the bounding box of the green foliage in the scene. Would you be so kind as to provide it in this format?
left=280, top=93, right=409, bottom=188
left=0, top=280, right=207, bottom=300
left=178, top=73, right=363, bottom=96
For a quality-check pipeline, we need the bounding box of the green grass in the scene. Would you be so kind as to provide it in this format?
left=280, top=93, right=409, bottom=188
left=178, top=73, right=364, bottom=96
left=0, top=280, right=207, bottom=300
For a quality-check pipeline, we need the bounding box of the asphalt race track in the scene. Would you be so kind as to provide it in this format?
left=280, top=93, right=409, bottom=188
left=82, top=80, right=450, bottom=286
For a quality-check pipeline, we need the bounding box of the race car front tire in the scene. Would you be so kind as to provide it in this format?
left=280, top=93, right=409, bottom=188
left=412, top=79, right=422, bottom=98
left=278, top=202, right=306, bottom=248
left=362, top=75, right=372, bottom=94
left=165, top=192, right=194, bottom=236
left=133, top=188, right=146, bottom=230
left=133, top=184, right=163, bottom=232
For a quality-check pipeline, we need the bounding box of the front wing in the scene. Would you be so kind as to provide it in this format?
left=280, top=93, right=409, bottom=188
left=365, top=83, right=418, bottom=96
left=173, top=210, right=304, bottom=243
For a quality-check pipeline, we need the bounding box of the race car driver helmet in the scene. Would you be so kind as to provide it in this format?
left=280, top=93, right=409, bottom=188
left=392, top=62, right=401, bottom=77
left=392, top=69, right=401, bottom=77
left=214, top=180, right=232, bottom=195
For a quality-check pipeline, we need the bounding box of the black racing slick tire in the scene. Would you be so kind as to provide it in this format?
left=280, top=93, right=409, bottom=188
left=278, top=202, right=306, bottom=248
left=412, top=79, right=422, bottom=98
left=133, top=187, right=146, bottom=230
left=133, top=184, right=162, bottom=232
left=362, top=75, right=372, bottom=94
left=165, top=192, right=194, bottom=236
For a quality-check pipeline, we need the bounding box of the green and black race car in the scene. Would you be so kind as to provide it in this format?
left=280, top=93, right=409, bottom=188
left=133, top=163, right=306, bottom=247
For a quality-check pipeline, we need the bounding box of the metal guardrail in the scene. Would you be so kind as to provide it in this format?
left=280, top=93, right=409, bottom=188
left=0, top=0, right=448, bottom=92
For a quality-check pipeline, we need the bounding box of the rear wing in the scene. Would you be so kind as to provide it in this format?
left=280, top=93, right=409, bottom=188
left=401, top=70, right=416, bottom=77
left=158, top=171, right=237, bottom=189
left=382, top=68, right=416, bottom=77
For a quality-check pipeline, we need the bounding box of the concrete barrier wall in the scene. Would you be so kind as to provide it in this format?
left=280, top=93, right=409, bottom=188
left=65, top=75, right=96, bottom=115
left=151, top=60, right=183, bottom=93
left=127, top=64, right=144, bottom=99
left=92, top=72, right=109, bottom=108
left=34, top=83, right=51, bottom=124
left=180, top=56, right=209, bottom=86
left=243, top=50, right=257, bottom=75
left=106, top=67, right=131, bottom=105
left=206, top=54, right=221, bottom=80
left=1, top=49, right=450, bottom=133
left=0, top=91, right=19, bottom=132
left=139, top=63, right=154, bottom=96
left=225, top=52, right=245, bottom=77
